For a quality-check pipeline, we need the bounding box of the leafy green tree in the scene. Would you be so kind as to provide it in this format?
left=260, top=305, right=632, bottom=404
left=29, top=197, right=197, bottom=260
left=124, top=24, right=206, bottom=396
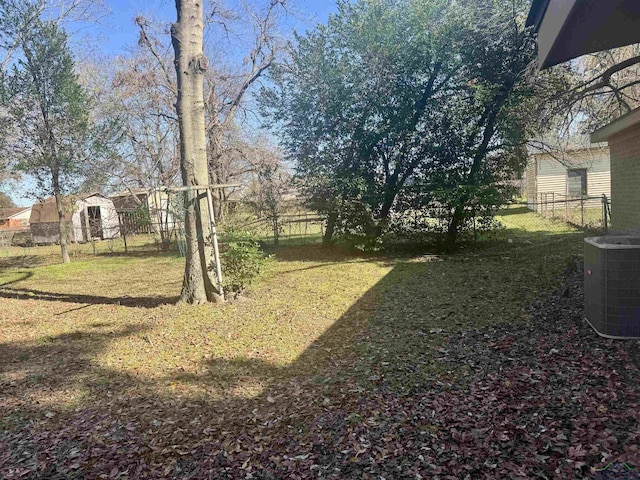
left=264, top=0, right=542, bottom=247
left=7, top=20, right=90, bottom=262
left=434, top=0, right=538, bottom=247
left=0, top=2, right=39, bottom=184
left=263, top=0, right=462, bottom=242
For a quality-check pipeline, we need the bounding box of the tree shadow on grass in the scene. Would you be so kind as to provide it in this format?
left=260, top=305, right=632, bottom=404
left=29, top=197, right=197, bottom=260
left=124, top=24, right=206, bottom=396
left=266, top=243, right=381, bottom=264
left=0, top=286, right=177, bottom=308
left=0, top=324, right=151, bottom=414
left=0, top=235, right=604, bottom=479
left=0, top=271, right=33, bottom=287
left=180, top=260, right=462, bottom=398
left=271, top=257, right=385, bottom=276
left=0, top=255, right=45, bottom=270
left=1, top=253, right=446, bottom=477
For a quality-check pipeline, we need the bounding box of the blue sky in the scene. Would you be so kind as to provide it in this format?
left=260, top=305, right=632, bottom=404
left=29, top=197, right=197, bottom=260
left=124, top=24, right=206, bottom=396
left=93, top=0, right=337, bottom=56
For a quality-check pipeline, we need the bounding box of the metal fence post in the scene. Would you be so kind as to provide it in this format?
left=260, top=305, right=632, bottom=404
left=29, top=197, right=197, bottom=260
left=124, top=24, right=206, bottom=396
left=602, top=194, right=607, bottom=234
left=205, top=187, right=225, bottom=300
left=538, top=193, right=541, bottom=213
left=581, top=196, right=584, bottom=227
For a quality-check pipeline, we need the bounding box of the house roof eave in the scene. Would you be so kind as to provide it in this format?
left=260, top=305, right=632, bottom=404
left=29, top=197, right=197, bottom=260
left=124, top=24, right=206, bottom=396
left=0, top=207, right=30, bottom=220
left=528, top=0, right=640, bottom=70
left=525, top=0, right=550, bottom=32
left=591, top=108, right=640, bottom=143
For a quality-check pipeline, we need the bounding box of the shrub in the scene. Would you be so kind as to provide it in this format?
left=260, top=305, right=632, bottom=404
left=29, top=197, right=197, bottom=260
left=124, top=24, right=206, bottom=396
left=220, top=230, right=267, bottom=297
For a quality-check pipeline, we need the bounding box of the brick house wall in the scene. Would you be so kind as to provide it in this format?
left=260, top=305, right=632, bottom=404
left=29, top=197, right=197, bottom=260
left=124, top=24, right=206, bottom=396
left=0, top=218, right=27, bottom=229
left=0, top=208, right=31, bottom=230
left=608, top=122, right=640, bottom=232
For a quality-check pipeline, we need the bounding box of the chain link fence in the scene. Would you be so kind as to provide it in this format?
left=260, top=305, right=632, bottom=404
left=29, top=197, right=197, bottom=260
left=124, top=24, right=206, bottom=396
left=1, top=194, right=612, bottom=254
left=228, top=196, right=612, bottom=247
left=229, top=212, right=325, bottom=246
left=501, top=194, right=611, bottom=234
left=525, top=194, right=610, bottom=231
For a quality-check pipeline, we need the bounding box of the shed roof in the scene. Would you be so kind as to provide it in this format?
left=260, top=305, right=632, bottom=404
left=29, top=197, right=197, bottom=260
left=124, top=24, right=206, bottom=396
left=29, top=197, right=74, bottom=224
left=80, top=192, right=107, bottom=200
left=590, top=107, right=640, bottom=143
left=110, top=192, right=148, bottom=212
left=526, top=0, right=640, bottom=69
left=0, top=207, right=30, bottom=220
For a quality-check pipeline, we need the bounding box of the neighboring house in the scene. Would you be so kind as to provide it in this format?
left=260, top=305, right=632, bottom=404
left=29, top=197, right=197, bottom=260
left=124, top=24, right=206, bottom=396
left=109, top=188, right=176, bottom=234
left=526, top=1, right=640, bottom=231
left=30, top=193, right=120, bottom=244
left=111, top=188, right=155, bottom=212
left=525, top=147, right=611, bottom=210
left=592, top=109, right=640, bottom=232
left=0, top=207, right=31, bottom=229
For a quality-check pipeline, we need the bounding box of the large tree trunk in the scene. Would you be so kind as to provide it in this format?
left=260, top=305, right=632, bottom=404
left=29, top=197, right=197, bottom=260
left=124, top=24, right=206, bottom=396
left=52, top=178, right=70, bottom=264
left=323, top=210, right=338, bottom=245
left=445, top=205, right=464, bottom=249
left=172, top=0, right=223, bottom=304
left=445, top=99, right=505, bottom=250
left=374, top=186, right=398, bottom=237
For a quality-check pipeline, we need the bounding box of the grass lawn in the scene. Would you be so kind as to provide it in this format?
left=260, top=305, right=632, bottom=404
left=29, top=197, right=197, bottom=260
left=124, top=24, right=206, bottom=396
left=0, top=230, right=601, bottom=478
left=496, top=205, right=604, bottom=234
left=0, top=231, right=582, bottom=401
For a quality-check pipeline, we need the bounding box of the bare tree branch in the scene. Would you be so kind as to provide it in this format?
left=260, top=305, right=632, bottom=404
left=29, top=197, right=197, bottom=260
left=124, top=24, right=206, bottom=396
left=135, top=16, right=177, bottom=96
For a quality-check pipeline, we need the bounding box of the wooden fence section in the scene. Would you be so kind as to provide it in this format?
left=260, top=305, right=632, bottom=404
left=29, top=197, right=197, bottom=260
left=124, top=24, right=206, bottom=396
left=117, top=211, right=154, bottom=235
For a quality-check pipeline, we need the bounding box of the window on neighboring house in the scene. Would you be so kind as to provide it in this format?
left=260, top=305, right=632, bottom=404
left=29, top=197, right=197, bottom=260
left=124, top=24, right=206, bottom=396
left=568, top=168, right=588, bottom=197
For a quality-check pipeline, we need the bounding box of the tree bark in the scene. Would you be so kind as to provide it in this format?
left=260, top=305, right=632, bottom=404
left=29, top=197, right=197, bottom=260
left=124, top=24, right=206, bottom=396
left=445, top=205, right=464, bottom=250
left=375, top=182, right=399, bottom=236
left=323, top=210, right=338, bottom=245
left=172, top=0, right=223, bottom=304
left=445, top=91, right=508, bottom=250
left=52, top=176, right=70, bottom=263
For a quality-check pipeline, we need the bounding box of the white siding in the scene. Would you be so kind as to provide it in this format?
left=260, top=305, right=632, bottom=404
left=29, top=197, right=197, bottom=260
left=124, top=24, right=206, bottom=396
left=71, top=207, right=83, bottom=242
left=527, top=147, right=611, bottom=211
left=11, top=209, right=31, bottom=223
left=587, top=171, right=611, bottom=198
left=537, top=174, right=567, bottom=197
left=525, top=161, right=537, bottom=207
